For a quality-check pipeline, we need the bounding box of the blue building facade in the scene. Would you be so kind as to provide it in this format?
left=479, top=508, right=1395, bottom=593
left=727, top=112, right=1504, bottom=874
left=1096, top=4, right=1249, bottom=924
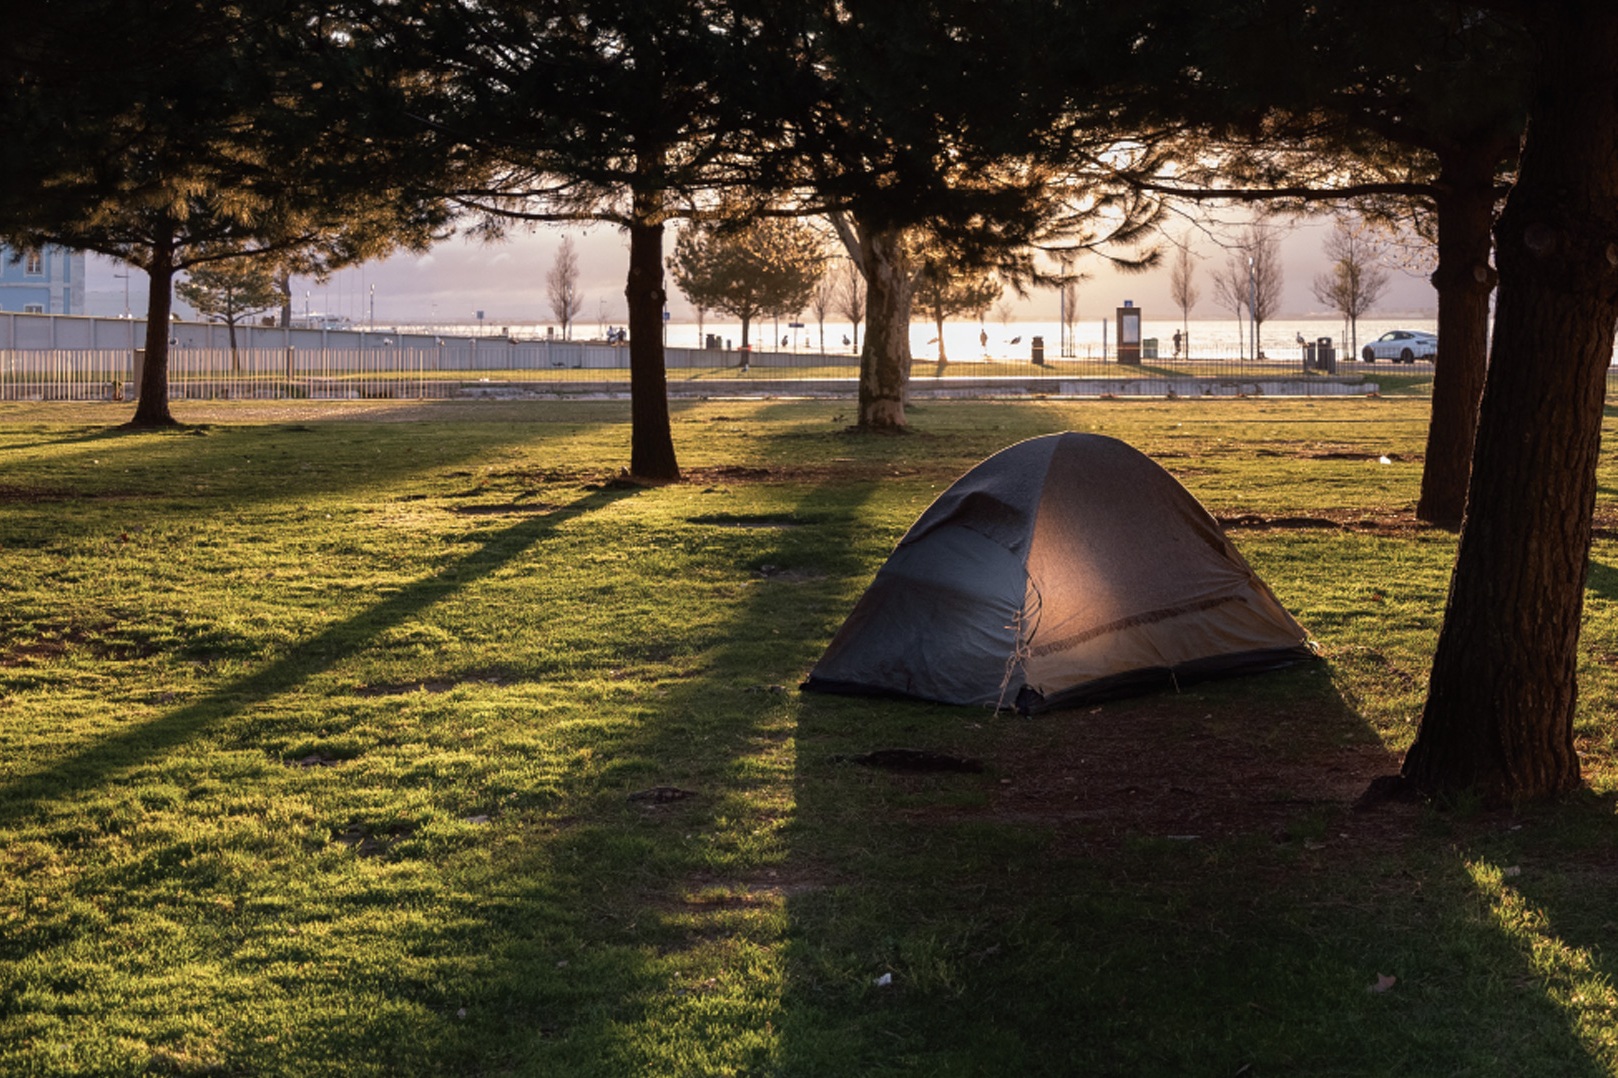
left=0, top=245, right=86, bottom=314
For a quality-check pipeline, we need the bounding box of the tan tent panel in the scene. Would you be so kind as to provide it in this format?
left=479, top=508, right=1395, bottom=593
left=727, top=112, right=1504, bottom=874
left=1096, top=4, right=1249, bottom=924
left=802, top=432, right=1316, bottom=713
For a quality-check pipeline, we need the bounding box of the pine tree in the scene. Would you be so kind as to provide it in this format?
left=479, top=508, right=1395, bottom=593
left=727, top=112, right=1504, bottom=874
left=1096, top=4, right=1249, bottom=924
left=0, top=0, right=448, bottom=427
left=176, top=255, right=284, bottom=368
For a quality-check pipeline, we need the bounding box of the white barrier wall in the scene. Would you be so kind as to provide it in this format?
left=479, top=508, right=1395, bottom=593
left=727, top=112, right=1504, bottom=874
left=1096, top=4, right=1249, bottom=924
left=0, top=311, right=472, bottom=353
left=0, top=311, right=856, bottom=372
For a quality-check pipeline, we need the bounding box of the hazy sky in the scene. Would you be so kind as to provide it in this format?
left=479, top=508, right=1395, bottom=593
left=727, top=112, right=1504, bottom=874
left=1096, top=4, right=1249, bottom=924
left=85, top=214, right=1439, bottom=327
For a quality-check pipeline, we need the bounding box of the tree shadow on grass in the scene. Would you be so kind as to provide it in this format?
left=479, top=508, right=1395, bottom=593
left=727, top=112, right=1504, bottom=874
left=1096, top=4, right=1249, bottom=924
left=775, top=663, right=1615, bottom=1076
left=1586, top=559, right=1618, bottom=603
left=0, top=486, right=639, bottom=831
left=1445, top=789, right=1618, bottom=1071
left=414, top=470, right=887, bottom=1076
left=0, top=412, right=630, bottom=516
left=0, top=424, right=160, bottom=452
left=216, top=458, right=890, bottom=1076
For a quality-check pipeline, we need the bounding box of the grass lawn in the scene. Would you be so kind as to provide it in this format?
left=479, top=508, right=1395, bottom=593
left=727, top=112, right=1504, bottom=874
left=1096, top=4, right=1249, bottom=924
left=5, top=396, right=1618, bottom=1076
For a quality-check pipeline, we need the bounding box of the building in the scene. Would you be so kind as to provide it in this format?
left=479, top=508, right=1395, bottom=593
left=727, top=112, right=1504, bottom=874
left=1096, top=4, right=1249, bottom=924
left=0, top=245, right=86, bottom=315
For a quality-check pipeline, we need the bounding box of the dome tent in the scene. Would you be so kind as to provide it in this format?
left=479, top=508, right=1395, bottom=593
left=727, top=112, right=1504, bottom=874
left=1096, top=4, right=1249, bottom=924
left=802, top=432, right=1316, bottom=713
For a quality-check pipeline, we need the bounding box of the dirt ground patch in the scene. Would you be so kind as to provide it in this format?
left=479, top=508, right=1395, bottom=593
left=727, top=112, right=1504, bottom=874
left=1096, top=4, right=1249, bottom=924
left=853, top=681, right=1418, bottom=854
left=1217, top=509, right=1437, bottom=537
left=981, top=704, right=1404, bottom=851
left=683, top=461, right=964, bottom=486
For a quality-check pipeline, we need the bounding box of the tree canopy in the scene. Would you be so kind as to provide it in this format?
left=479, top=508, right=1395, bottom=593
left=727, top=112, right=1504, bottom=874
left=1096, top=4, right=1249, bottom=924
left=407, top=0, right=789, bottom=480
left=1097, top=0, right=1530, bottom=526
left=773, top=0, right=1164, bottom=429
left=0, top=0, right=449, bottom=426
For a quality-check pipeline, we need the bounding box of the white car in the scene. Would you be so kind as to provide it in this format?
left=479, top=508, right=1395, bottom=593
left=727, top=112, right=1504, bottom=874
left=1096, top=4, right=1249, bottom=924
left=1361, top=330, right=1437, bottom=363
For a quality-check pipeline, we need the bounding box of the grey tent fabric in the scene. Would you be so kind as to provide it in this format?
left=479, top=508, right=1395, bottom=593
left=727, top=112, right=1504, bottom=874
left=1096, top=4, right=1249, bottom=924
left=802, top=432, right=1316, bottom=712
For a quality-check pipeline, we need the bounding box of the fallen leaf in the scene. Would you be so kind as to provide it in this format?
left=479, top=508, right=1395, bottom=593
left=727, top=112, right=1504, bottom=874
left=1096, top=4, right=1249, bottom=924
left=1368, top=973, right=1397, bottom=994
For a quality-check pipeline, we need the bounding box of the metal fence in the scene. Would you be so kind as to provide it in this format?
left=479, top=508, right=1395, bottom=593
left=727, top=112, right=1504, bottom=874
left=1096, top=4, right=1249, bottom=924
left=1, top=339, right=1446, bottom=403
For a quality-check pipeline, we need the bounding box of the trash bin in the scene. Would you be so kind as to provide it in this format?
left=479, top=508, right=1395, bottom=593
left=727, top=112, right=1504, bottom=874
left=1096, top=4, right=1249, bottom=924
left=1142, top=338, right=1158, bottom=359
left=1304, top=341, right=1317, bottom=370
left=1031, top=335, right=1045, bottom=365
left=1316, top=337, right=1336, bottom=374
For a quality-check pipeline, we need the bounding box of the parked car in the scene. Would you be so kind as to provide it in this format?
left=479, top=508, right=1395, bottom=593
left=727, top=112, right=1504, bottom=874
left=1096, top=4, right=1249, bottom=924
left=1361, top=329, right=1437, bottom=363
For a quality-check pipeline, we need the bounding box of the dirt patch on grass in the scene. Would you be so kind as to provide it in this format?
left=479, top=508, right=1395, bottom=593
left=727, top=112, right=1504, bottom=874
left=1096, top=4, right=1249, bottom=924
left=333, top=820, right=417, bottom=857
left=684, top=461, right=965, bottom=487
left=0, top=621, right=161, bottom=666
left=0, top=484, right=79, bottom=503
left=984, top=706, right=1402, bottom=850
left=450, top=501, right=567, bottom=516
left=1590, top=508, right=1618, bottom=540
left=862, top=678, right=1416, bottom=853
left=688, top=513, right=805, bottom=529
left=1, top=638, right=75, bottom=665
left=1301, top=450, right=1410, bottom=462
left=355, top=679, right=463, bottom=697
left=1217, top=509, right=1436, bottom=537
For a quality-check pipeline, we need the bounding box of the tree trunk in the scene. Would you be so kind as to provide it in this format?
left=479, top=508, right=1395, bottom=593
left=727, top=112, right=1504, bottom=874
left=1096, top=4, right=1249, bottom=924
left=276, top=269, right=293, bottom=328
left=1401, top=6, right=1618, bottom=804
left=740, top=315, right=752, bottom=350
left=129, top=232, right=178, bottom=428
left=1416, top=149, right=1502, bottom=528
left=856, top=220, right=913, bottom=431
left=227, top=316, right=240, bottom=371
left=934, top=309, right=948, bottom=376
left=625, top=183, right=680, bottom=482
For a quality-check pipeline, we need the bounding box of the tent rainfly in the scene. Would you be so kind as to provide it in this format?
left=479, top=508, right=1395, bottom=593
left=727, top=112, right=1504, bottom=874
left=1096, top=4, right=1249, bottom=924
left=802, top=432, right=1317, bottom=713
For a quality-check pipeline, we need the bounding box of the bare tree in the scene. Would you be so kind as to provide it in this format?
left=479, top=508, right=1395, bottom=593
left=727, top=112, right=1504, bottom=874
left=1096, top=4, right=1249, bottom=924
left=1311, top=219, right=1389, bottom=359
left=809, top=268, right=836, bottom=353
left=832, top=257, right=865, bottom=353
left=1210, top=256, right=1248, bottom=358
left=546, top=235, right=585, bottom=340
left=1211, top=224, right=1284, bottom=358
left=1168, top=235, right=1200, bottom=358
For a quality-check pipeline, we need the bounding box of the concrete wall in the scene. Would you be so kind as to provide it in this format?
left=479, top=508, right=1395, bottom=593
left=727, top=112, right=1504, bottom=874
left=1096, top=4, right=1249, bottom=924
left=0, top=311, right=859, bottom=370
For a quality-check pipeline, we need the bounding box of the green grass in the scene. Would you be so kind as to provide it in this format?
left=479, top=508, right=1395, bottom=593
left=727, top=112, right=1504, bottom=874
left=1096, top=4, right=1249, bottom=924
left=5, top=397, right=1618, bottom=1075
